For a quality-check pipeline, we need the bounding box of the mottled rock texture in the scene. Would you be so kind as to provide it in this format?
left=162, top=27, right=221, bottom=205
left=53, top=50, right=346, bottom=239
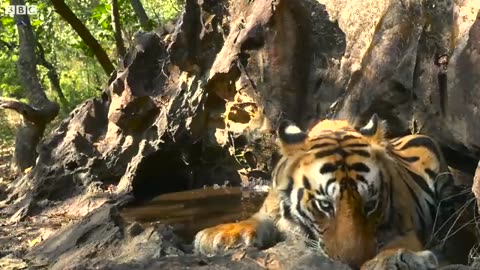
left=1, top=0, right=479, bottom=269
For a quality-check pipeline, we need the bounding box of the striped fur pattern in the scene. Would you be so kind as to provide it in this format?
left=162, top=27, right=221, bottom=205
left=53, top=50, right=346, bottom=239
left=194, top=115, right=454, bottom=270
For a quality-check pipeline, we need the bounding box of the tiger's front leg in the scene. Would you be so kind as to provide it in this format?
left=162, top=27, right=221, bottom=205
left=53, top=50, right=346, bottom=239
left=193, top=212, right=279, bottom=255
left=194, top=191, right=282, bottom=255
left=361, top=233, right=438, bottom=270
left=361, top=249, right=438, bottom=270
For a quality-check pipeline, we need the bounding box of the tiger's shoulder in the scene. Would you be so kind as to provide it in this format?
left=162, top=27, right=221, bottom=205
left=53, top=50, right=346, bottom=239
left=388, top=134, right=452, bottom=194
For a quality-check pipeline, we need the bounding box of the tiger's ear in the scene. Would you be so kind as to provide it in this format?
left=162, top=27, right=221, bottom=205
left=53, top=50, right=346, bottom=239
left=359, top=114, right=386, bottom=141
left=277, top=120, right=308, bottom=155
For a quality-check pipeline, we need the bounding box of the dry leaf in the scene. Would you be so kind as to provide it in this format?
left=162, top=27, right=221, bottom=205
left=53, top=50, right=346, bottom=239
left=28, top=235, right=42, bottom=247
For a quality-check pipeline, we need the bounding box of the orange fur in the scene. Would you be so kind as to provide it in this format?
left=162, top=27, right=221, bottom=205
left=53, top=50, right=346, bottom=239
left=195, top=116, right=453, bottom=270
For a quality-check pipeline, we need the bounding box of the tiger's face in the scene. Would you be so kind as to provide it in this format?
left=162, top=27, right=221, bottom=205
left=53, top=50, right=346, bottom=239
left=274, top=115, right=389, bottom=268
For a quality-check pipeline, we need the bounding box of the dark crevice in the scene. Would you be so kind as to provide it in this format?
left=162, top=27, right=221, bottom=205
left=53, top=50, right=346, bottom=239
left=440, top=146, right=478, bottom=175
left=132, top=148, right=192, bottom=203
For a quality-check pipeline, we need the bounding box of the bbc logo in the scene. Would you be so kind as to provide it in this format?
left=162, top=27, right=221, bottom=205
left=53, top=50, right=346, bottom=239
left=5, top=5, right=38, bottom=16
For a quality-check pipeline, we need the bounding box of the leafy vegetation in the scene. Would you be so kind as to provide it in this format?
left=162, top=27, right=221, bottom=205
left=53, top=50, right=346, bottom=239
left=0, top=0, right=183, bottom=146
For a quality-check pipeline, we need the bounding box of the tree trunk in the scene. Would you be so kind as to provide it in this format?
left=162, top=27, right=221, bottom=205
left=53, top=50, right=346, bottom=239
left=111, top=0, right=126, bottom=60
left=6, top=0, right=59, bottom=174
left=130, top=0, right=151, bottom=31
left=50, top=0, right=114, bottom=76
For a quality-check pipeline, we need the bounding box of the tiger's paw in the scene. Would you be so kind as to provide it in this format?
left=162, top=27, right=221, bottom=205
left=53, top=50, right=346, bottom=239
left=194, top=218, right=277, bottom=256
left=361, top=249, right=438, bottom=270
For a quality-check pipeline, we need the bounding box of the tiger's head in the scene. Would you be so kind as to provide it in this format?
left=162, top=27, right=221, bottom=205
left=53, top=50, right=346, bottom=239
left=274, top=114, right=391, bottom=268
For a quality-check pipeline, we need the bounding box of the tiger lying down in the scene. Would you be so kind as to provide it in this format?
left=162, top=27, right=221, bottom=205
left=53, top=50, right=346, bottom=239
left=194, top=114, right=457, bottom=270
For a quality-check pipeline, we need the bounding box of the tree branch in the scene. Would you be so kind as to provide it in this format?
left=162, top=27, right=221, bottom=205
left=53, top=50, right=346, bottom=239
left=0, top=97, right=45, bottom=124
left=130, top=0, right=152, bottom=31
left=36, top=42, right=67, bottom=102
left=111, top=0, right=127, bottom=59
left=51, top=0, right=115, bottom=76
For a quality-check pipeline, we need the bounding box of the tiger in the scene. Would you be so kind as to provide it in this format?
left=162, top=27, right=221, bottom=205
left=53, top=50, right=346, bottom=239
left=194, top=114, right=456, bottom=269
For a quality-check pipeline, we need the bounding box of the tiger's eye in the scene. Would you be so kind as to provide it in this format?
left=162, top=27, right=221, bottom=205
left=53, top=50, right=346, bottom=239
left=315, top=199, right=333, bottom=214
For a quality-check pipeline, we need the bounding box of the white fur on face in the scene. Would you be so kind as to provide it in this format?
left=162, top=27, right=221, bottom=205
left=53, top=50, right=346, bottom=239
left=363, top=119, right=375, bottom=131
left=285, top=125, right=303, bottom=135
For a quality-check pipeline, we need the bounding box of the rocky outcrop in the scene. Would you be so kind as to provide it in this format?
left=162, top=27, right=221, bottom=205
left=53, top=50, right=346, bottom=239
left=1, top=0, right=479, bottom=268
left=326, top=0, right=480, bottom=167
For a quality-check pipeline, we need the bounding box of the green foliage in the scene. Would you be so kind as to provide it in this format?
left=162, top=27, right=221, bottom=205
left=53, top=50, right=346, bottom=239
left=144, top=0, right=184, bottom=23
left=0, top=13, right=21, bottom=99
left=0, top=0, right=184, bottom=145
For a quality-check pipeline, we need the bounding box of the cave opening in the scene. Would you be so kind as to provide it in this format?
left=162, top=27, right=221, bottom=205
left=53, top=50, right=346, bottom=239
left=131, top=148, right=193, bottom=203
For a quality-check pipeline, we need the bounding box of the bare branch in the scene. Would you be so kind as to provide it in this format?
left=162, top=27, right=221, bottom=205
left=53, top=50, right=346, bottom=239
left=130, top=0, right=152, bottom=31
left=36, top=42, right=66, bottom=101
left=111, top=0, right=127, bottom=59
left=51, top=0, right=115, bottom=75
left=0, top=97, right=45, bottom=124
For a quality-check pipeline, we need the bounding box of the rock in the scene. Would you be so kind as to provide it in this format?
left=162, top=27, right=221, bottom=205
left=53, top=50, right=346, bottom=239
left=25, top=202, right=351, bottom=270
left=26, top=203, right=186, bottom=270
left=262, top=239, right=352, bottom=270
left=440, top=265, right=476, bottom=270
left=0, top=254, right=28, bottom=270
left=1, top=0, right=480, bottom=269
left=27, top=204, right=124, bottom=268
left=324, top=0, right=480, bottom=162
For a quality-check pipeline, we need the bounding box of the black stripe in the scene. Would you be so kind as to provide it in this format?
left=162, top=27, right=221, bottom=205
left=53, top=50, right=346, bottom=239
left=397, top=155, right=420, bottom=162
left=356, top=174, right=367, bottom=183
left=303, top=176, right=312, bottom=189
left=295, top=189, right=316, bottom=229
left=325, top=178, right=336, bottom=193
left=318, top=184, right=326, bottom=196
left=426, top=200, right=437, bottom=222
left=298, top=221, right=317, bottom=241
left=349, top=149, right=370, bottom=157
left=311, top=142, right=336, bottom=149
left=336, top=148, right=348, bottom=157
left=281, top=202, right=292, bottom=219
left=285, top=176, right=294, bottom=195
left=345, top=143, right=369, bottom=147
left=398, top=136, right=442, bottom=159
left=348, top=162, right=370, bottom=172
left=315, top=148, right=369, bottom=160
left=320, top=163, right=336, bottom=174
left=424, top=168, right=436, bottom=180
left=340, top=135, right=361, bottom=141
left=297, top=188, right=304, bottom=203
left=406, top=170, right=435, bottom=198
left=315, top=149, right=338, bottom=159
